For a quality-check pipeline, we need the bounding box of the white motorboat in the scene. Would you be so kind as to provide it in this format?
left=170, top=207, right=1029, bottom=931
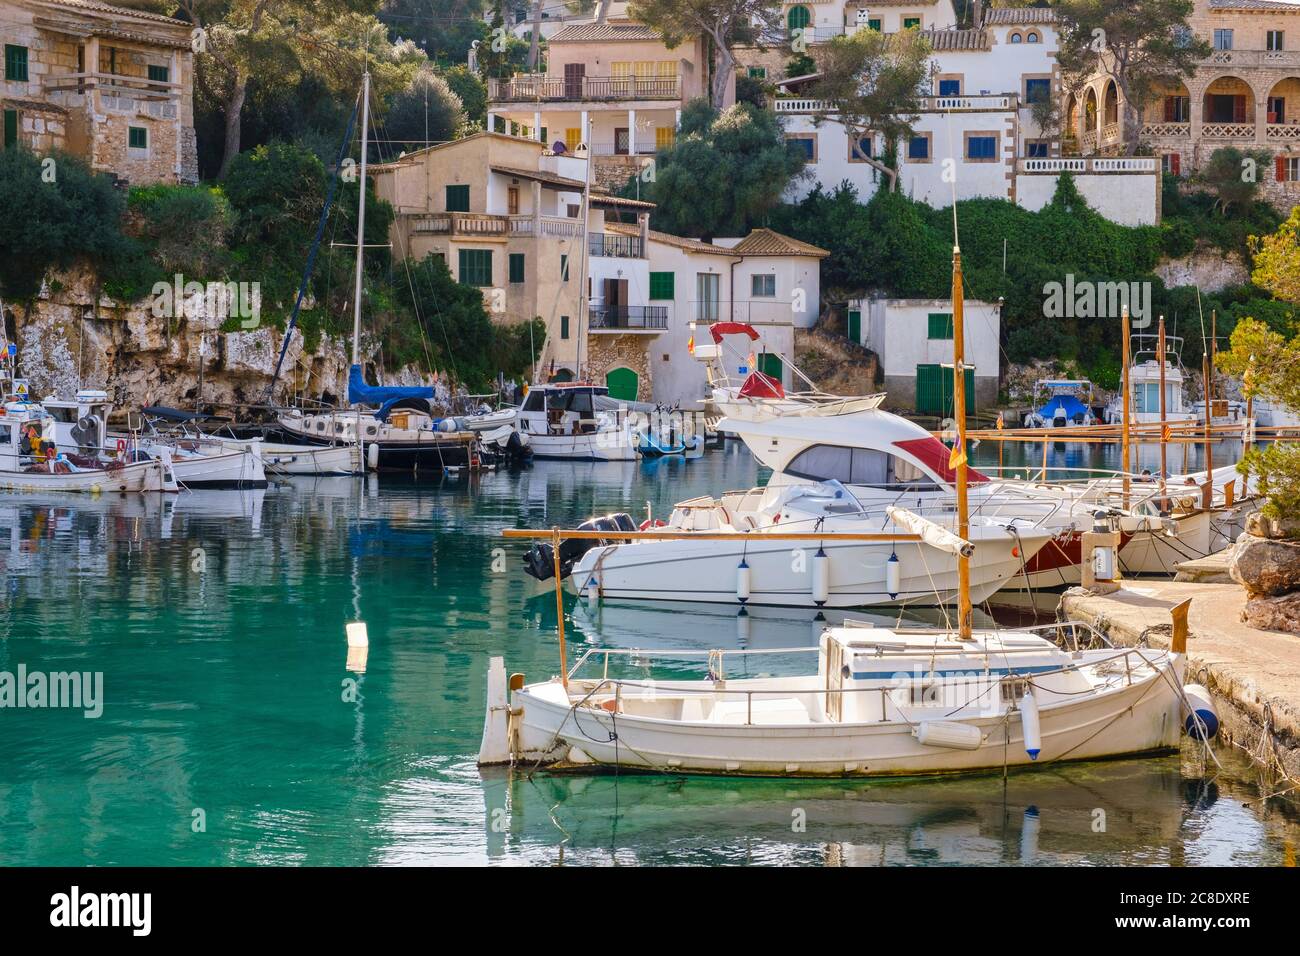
left=482, top=242, right=1217, bottom=780
left=530, top=486, right=1052, bottom=608
left=482, top=621, right=1205, bottom=776
left=517, top=383, right=638, bottom=461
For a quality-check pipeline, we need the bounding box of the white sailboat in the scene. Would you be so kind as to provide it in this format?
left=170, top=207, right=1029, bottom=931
left=480, top=241, right=1216, bottom=778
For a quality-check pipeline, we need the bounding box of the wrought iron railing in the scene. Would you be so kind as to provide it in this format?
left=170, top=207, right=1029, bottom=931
left=588, top=305, right=668, bottom=330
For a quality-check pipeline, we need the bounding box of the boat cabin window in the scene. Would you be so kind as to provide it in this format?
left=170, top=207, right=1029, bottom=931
left=546, top=390, right=594, bottom=414
left=0, top=423, right=10, bottom=445
left=522, top=390, right=546, bottom=412
left=1133, top=382, right=1179, bottom=413
left=786, top=443, right=939, bottom=490
left=45, top=406, right=77, bottom=424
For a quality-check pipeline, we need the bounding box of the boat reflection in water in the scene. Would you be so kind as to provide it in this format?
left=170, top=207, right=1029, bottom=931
left=479, top=752, right=1273, bottom=866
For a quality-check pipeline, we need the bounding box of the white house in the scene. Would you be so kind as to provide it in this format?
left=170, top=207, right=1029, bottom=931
left=850, top=296, right=1002, bottom=412
left=711, top=228, right=830, bottom=329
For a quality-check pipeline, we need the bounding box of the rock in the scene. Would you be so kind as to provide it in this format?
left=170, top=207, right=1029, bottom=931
left=1242, top=591, right=1300, bottom=634
left=1243, top=510, right=1300, bottom=540
left=1229, top=531, right=1300, bottom=596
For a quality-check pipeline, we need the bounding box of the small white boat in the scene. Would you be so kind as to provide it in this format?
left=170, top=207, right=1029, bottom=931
left=517, top=383, right=638, bottom=461
left=133, top=435, right=267, bottom=489
left=259, top=440, right=363, bottom=476
left=481, top=621, right=1207, bottom=776
left=1022, top=379, right=1096, bottom=428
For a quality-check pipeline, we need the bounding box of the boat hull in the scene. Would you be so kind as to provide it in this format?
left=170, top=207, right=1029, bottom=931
left=525, top=431, right=638, bottom=461
left=0, top=459, right=168, bottom=493
left=514, top=664, right=1182, bottom=777
left=260, top=442, right=362, bottom=476
left=169, top=446, right=267, bottom=489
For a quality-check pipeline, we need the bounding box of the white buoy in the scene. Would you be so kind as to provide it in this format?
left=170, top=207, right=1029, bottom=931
left=811, top=547, right=829, bottom=605
left=886, top=552, right=901, bottom=599
left=346, top=621, right=369, bottom=647
left=736, top=558, right=751, bottom=603
left=367, top=442, right=379, bottom=472
left=1182, top=684, right=1220, bottom=740
left=1020, top=690, right=1042, bottom=759
left=913, top=720, right=984, bottom=751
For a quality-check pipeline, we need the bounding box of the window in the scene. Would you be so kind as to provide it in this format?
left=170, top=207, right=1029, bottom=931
left=748, top=67, right=767, bottom=79
left=509, top=253, right=525, bottom=284
left=903, top=17, right=921, bottom=29
left=1025, top=78, right=1051, bottom=105
left=1163, top=152, right=1182, bottom=176
left=787, top=5, right=811, bottom=31
left=1269, top=30, right=1285, bottom=52
left=1277, top=155, right=1300, bottom=182
left=752, top=274, right=776, bottom=297
left=966, top=134, right=997, bottom=160
left=785, top=444, right=934, bottom=489
left=867, top=17, right=882, bottom=31
left=1166, top=96, right=1191, bottom=122
left=849, top=134, right=873, bottom=161
left=1026, top=30, right=1040, bottom=43
left=1010, top=32, right=1022, bottom=44
left=561, top=254, right=569, bottom=282
left=938, top=79, right=961, bottom=96
left=3, top=109, right=16, bottom=150
left=649, top=271, right=675, bottom=300
left=907, top=134, right=930, bottom=160
left=565, top=127, right=581, bottom=150
left=1026, top=140, right=1048, bottom=158
left=655, top=126, right=675, bottom=150
left=1214, top=29, right=1233, bottom=51
left=4, top=45, right=28, bottom=82
left=446, top=184, right=470, bottom=212
left=148, top=64, right=170, bottom=84
left=458, top=248, right=492, bottom=286
left=927, top=312, right=954, bottom=339
left=128, top=126, right=148, bottom=150
left=786, top=133, right=816, bottom=162
left=560, top=315, right=570, bottom=339
left=507, top=186, right=519, bottom=215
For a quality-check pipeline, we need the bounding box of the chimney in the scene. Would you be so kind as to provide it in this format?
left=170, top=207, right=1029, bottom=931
left=972, top=0, right=984, bottom=29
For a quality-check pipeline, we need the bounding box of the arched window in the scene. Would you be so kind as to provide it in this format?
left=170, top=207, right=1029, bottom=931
left=1010, top=32, right=1022, bottom=43
left=787, top=4, right=811, bottom=31
left=1026, top=31, right=1040, bottom=43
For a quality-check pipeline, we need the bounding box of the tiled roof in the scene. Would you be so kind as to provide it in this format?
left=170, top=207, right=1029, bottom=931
left=730, top=228, right=829, bottom=258
left=922, top=28, right=991, bottom=51
left=551, top=21, right=663, bottom=42
left=608, top=222, right=741, bottom=256
left=590, top=192, right=657, bottom=209
left=490, top=164, right=586, bottom=190
left=36, top=0, right=189, bottom=25
left=982, top=6, right=1060, bottom=23
left=1207, top=0, right=1300, bottom=9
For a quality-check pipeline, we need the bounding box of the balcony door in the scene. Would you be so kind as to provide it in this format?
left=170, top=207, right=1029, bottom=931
left=564, top=62, right=585, bottom=99
left=614, top=127, right=629, bottom=155
left=603, top=277, right=628, bottom=326
left=696, top=273, right=719, bottom=323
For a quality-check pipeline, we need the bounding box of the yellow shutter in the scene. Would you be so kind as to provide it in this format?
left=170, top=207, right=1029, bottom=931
left=657, top=61, right=677, bottom=77
left=635, top=61, right=655, bottom=78
left=565, top=127, right=582, bottom=149
left=655, top=127, right=675, bottom=149
left=611, top=62, right=632, bottom=78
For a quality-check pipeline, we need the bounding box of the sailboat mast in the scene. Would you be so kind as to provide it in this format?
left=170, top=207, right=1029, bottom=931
left=951, top=245, right=971, bottom=641
left=1121, top=305, right=1131, bottom=508
left=1158, top=315, right=1167, bottom=489
left=350, top=70, right=372, bottom=368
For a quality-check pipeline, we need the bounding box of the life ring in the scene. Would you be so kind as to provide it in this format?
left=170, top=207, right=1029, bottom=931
left=116, top=438, right=127, bottom=455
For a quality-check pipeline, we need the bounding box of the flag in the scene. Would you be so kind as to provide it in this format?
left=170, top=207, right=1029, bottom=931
left=948, top=443, right=967, bottom=470
left=687, top=335, right=695, bottom=355
left=1162, top=422, right=1171, bottom=443
left=996, top=412, right=1004, bottom=430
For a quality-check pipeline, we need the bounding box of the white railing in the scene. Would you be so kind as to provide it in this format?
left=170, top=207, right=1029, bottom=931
left=920, top=95, right=1013, bottom=111
left=773, top=98, right=829, bottom=113
left=1018, top=157, right=1156, bottom=174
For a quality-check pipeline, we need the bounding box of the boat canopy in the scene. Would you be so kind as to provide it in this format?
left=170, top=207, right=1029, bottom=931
left=709, top=322, right=760, bottom=344
left=1035, top=394, right=1089, bottom=421
left=738, top=370, right=785, bottom=399
left=348, top=363, right=434, bottom=408
left=1039, top=379, right=1089, bottom=390
left=142, top=406, right=229, bottom=422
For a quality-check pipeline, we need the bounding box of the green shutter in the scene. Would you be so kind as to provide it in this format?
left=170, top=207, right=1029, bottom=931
left=560, top=315, right=570, bottom=339
left=560, top=254, right=569, bottom=282
left=458, top=248, right=492, bottom=286
left=787, top=5, right=810, bottom=30
left=649, top=271, right=674, bottom=300
left=3, top=110, right=17, bottom=150
left=847, top=309, right=861, bottom=343
left=5, top=45, right=28, bottom=83
left=509, top=253, right=525, bottom=283
left=915, top=364, right=973, bottom=415
left=927, top=312, right=953, bottom=339
left=446, top=184, right=470, bottom=212
left=128, top=126, right=147, bottom=149
left=759, top=352, right=783, bottom=381
left=148, top=64, right=170, bottom=84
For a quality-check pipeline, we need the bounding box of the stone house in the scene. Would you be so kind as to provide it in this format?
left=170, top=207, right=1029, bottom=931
left=1, top=0, right=198, bottom=183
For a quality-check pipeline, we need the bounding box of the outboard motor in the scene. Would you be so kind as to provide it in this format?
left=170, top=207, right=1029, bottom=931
left=522, top=513, right=636, bottom=581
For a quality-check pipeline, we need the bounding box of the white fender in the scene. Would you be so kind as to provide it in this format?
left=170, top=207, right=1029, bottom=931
left=1021, top=690, right=1042, bottom=760
left=811, top=547, right=829, bottom=605
left=477, top=656, right=511, bottom=765
left=1182, top=683, right=1219, bottom=740
left=736, top=559, right=751, bottom=603
left=886, top=552, right=901, bottom=599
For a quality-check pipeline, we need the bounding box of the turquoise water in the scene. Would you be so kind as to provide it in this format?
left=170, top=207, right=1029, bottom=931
left=0, top=442, right=1296, bottom=866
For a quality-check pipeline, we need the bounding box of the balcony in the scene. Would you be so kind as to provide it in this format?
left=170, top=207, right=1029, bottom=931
left=1206, top=48, right=1300, bottom=70
left=1201, top=122, right=1255, bottom=140
left=43, top=71, right=180, bottom=102
left=1019, top=157, right=1157, bottom=174
left=1141, top=122, right=1190, bottom=138
left=774, top=94, right=1015, bottom=115
left=410, top=213, right=583, bottom=238
left=589, top=232, right=644, bottom=258
left=588, top=305, right=668, bottom=331
left=488, top=74, right=681, bottom=103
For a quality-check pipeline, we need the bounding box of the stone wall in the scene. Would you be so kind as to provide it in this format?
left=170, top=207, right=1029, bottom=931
left=1, top=268, right=437, bottom=415
left=584, top=333, right=652, bottom=401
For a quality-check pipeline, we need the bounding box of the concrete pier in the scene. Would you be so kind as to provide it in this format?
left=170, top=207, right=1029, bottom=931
left=1060, top=581, right=1300, bottom=782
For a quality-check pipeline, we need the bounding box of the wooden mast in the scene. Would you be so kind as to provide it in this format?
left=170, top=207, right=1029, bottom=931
left=1121, top=305, right=1131, bottom=508
left=951, top=244, right=972, bottom=641
left=1158, top=315, right=1167, bottom=492
left=1203, top=310, right=1215, bottom=510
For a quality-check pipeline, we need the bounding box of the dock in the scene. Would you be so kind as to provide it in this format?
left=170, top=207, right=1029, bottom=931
left=1060, top=579, right=1300, bottom=784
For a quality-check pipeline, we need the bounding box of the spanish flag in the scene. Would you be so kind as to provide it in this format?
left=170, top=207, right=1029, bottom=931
left=1162, top=422, right=1172, bottom=443
left=996, top=412, right=1004, bottom=431
left=948, top=442, right=968, bottom=470
left=687, top=335, right=695, bottom=355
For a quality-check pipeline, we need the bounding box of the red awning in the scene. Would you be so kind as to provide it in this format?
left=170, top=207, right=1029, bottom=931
left=709, top=322, right=761, bottom=344
left=894, top=437, right=989, bottom=485
left=738, top=370, right=785, bottom=399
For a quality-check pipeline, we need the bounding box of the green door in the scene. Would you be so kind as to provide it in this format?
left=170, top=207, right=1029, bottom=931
left=605, top=366, right=638, bottom=401
left=916, top=364, right=974, bottom=416
left=758, top=352, right=783, bottom=383
left=847, top=309, right=861, bottom=344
